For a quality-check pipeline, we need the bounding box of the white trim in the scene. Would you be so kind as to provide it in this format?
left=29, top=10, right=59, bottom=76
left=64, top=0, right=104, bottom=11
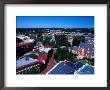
left=46, top=61, right=64, bottom=75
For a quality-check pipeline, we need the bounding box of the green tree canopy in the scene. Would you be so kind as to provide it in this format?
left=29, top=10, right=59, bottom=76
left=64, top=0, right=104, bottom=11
left=25, top=67, right=40, bottom=74
left=37, top=34, right=43, bottom=42
left=55, top=34, right=71, bottom=47
left=54, top=47, right=75, bottom=63
left=16, top=37, right=23, bottom=43
left=72, top=36, right=81, bottom=46
left=43, top=37, right=51, bottom=46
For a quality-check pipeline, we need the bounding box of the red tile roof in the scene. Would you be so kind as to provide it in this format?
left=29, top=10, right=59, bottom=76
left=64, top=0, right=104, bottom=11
left=44, top=46, right=52, bottom=48
left=37, top=54, right=48, bottom=64
left=16, top=41, right=34, bottom=47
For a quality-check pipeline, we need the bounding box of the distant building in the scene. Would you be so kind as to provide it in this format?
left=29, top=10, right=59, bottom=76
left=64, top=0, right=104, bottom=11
left=50, top=34, right=55, bottom=42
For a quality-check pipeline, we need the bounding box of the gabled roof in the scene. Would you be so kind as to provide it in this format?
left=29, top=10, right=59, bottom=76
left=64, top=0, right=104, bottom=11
left=47, top=61, right=84, bottom=74
left=76, top=65, right=94, bottom=74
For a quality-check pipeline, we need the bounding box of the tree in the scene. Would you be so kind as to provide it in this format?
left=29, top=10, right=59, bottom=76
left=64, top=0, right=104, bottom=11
left=54, top=47, right=75, bottom=63
left=43, top=37, right=56, bottom=47
left=43, top=37, right=51, bottom=46
left=80, top=36, right=85, bottom=43
left=16, top=37, right=23, bottom=43
left=37, top=34, right=43, bottom=42
left=25, top=67, right=40, bottom=74
left=28, top=54, right=38, bottom=59
left=55, top=34, right=71, bottom=47
left=72, top=36, right=81, bottom=46
left=83, top=57, right=94, bottom=66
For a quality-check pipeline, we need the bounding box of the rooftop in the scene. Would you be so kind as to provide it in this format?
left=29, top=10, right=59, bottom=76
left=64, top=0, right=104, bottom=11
left=46, top=61, right=84, bottom=74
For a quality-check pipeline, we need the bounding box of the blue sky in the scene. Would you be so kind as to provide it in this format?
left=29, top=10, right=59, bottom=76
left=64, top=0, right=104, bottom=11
left=16, top=16, right=94, bottom=28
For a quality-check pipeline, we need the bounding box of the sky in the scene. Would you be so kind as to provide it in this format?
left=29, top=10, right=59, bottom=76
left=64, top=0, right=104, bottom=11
left=16, top=16, right=94, bottom=28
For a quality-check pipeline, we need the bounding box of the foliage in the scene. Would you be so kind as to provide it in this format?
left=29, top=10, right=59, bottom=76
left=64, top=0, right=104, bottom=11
left=54, top=47, right=75, bottom=63
left=42, top=34, right=71, bottom=48
left=72, top=36, right=81, bottom=46
left=16, top=37, right=23, bottom=43
left=72, top=35, right=86, bottom=46
left=25, top=54, right=37, bottom=59
left=37, top=34, right=43, bottom=42
left=83, top=57, right=94, bottom=66
left=50, top=41, right=56, bottom=46
left=80, top=36, right=85, bottom=43
left=25, top=67, right=40, bottom=74
left=72, top=57, right=78, bottom=63
left=38, top=51, right=47, bottom=55
left=52, top=44, right=60, bottom=49
left=43, top=37, right=56, bottom=47
left=43, top=37, right=51, bottom=46
left=79, top=59, right=92, bottom=65
left=55, top=34, right=71, bottom=47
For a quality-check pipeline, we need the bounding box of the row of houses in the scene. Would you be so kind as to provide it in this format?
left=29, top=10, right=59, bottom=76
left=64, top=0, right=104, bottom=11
left=16, top=34, right=52, bottom=74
